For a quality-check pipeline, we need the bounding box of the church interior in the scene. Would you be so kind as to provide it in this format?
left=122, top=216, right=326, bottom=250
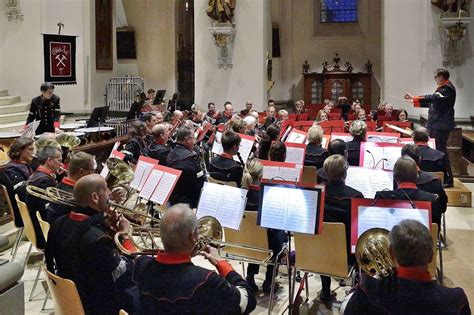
left=0, top=0, right=473, bottom=314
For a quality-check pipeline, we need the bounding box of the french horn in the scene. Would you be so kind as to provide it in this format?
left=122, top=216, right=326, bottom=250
left=355, top=228, right=396, bottom=278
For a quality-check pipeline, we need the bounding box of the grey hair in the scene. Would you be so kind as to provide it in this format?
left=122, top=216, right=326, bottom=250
left=349, top=120, right=367, bottom=139
left=323, top=154, right=348, bottom=182
left=160, top=204, right=198, bottom=253
left=393, top=156, right=417, bottom=183
left=307, top=125, right=323, bottom=145
left=37, top=146, right=62, bottom=164
left=68, top=151, right=95, bottom=177
left=176, top=126, right=193, bottom=142
left=152, top=124, right=167, bottom=138
left=243, top=115, right=256, bottom=127
left=412, top=127, right=430, bottom=142
left=389, top=219, right=433, bottom=266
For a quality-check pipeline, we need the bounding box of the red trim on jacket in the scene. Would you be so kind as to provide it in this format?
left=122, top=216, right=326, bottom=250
left=249, top=184, right=260, bottom=191
left=37, top=166, right=55, bottom=176
left=156, top=251, right=192, bottom=264
left=398, top=182, right=418, bottom=189
left=216, top=260, right=234, bottom=278
left=397, top=266, right=432, bottom=282
left=220, top=152, right=234, bottom=160
left=54, top=121, right=60, bottom=128
left=61, top=177, right=76, bottom=187
left=69, top=211, right=90, bottom=222
left=413, top=96, right=423, bottom=108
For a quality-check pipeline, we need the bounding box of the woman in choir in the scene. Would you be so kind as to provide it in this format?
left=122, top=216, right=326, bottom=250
left=355, top=108, right=366, bottom=121
left=242, top=159, right=287, bottom=294
left=397, top=109, right=409, bottom=122
left=323, top=104, right=332, bottom=115
left=315, top=110, right=328, bottom=123
left=347, top=120, right=367, bottom=166
left=304, top=125, right=328, bottom=169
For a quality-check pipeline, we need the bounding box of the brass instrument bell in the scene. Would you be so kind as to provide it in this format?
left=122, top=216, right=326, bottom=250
left=191, top=216, right=223, bottom=256
left=56, top=132, right=81, bottom=149
left=355, top=228, right=396, bottom=278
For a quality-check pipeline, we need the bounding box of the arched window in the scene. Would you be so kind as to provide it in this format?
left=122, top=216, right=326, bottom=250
left=311, top=80, right=323, bottom=104
left=352, top=80, right=364, bottom=102
left=331, top=81, right=344, bottom=100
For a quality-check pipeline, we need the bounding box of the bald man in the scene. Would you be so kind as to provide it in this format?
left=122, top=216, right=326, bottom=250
left=45, top=174, right=138, bottom=315
left=133, top=204, right=256, bottom=314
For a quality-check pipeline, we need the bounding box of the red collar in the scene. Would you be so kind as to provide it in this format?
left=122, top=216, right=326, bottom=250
left=69, top=211, right=90, bottom=222
left=397, top=266, right=432, bottom=282
left=415, top=141, right=429, bottom=147
left=156, top=251, right=192, bottom=264
left=249, top=184, right=260, bottom=191
left=398, top=182, right=418, bottom=189
left=37, top=166, right=55, bottom=176
left=220, top=152, right=234, bottom=160
left=61, top=177, right=76, bottom=187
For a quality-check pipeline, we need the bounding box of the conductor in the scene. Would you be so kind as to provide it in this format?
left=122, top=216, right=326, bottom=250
left=25, top=83, right=61, bottom=135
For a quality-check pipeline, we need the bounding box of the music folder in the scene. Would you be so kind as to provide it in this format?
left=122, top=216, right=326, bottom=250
left=284, top=142, right=306, bottom=167
left=366, top=131, right=400, bottom=143
left=100, top=149, right=125, bottom=178
left=196, top=182, right=248, bottom=230
left=130, top=156, right=159, bottom=191
left=345, top=166, right=393, bottom=199
left=350, top=198, right=432, bottom=253
left=318, top=120, right=345, bottom=134
left=139, top=165, right=182, bottom=205
left=359, top=142, right=404, bottom=171
left=211, top=125, right=225, bottom=155
left=260, top=160, right=302, bottom=183
left=330, top=132, right=354, bottom=143
left=285, top=129, right=307, bottom=144
left=211, top=128, right=255, bottom=164
left=257, top=183, right=325, bottom=234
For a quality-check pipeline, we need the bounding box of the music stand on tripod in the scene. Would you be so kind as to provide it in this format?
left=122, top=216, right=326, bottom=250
left=87, top=106, right=109, bottom=128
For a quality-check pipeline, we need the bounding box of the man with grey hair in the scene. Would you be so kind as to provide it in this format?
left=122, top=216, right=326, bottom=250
left=148, top=124, right=171, bottom=165
left=167, top=126, right=205, bottom=208
left=345, top=220, right=470, bottom=314
left=133, top=204, right=256, bottom=314
left=45, top=174, right=138, bottom=315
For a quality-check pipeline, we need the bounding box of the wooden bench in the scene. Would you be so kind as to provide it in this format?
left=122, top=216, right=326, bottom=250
left=461, top=129, right=474, bottom=163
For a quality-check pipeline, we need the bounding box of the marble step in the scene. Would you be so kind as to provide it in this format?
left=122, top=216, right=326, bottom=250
left=0, top=102, right=29, bottom=114
left=0, top=95, right=20, bottom=106
left=0, top=90, right=7, bottom=97
left=0, top=111, right=28, bottom=124
left=0, top=121, right=25, bottom=132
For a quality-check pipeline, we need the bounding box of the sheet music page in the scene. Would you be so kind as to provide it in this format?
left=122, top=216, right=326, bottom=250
left=321, top=136, right=329, bottom=148
left=362, top=146, right=384, bottom=169
left=285, top=147, right=305, bottom=166
left=278, top=167, right=301, bottom=182
left=215, top=186, right=247, bottom=230
left=281, top=126, right=293, bottom=142
left=149, top=172, right=177, bottom=205
left=368, top=169, right=393, bottom=198
left=260, top=186, right=288, bottom=229
left=382, top=147, right=402, bottom=171
left=211, top=131, right=223, bottom=155
left=286, top=131, right=306, bottom=144
left=139, top=169, right=164, bottom=200
left=346, top=167, right=371, bottom=198
left=196, top=182, right=221, bottom=219
left=357, top=206, right=430, bottom=238
left=130, top=159, right=156, bottom=191
left=233, top=136, right=254, bottom=164
left=286, top=189, right=318, bottom=234
left=262, top=166, right=280, bottom=180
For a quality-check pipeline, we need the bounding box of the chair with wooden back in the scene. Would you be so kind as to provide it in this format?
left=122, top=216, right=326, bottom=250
left=36, top=212, right=50, bottom=242
left=0, top=184, right=24, bottom=262
left=301, top=166, right=317, bottom=185
left=207, top=176, right=238, bottom=187
left=428, top=223, right=444, bottom=284
left=427, top=172, right=447, bottom=248
left=42, top=266, right=85, bottom=315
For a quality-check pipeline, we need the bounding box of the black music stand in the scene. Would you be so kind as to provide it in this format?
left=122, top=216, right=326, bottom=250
left=152, top=89, right=166, bottom=105
left=87, top=106, right=109, bottom=127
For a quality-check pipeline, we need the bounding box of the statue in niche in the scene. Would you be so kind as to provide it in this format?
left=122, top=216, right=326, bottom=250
left=344, top=61, right=353, bottom=73
left=332, top=53, right=341, bottom=70
left=364, top=60, right=373, bottom=73
left=302, top=60, right=312, bottom=73
left=206, top=0, right=236, bottom=23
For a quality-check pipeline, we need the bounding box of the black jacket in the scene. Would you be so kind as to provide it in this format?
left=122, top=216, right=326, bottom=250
left=3, top=160, right=32, bottom=202
left=46, top=180, right=75, bottom=223
left=416, top=81, right=456, bottom=131
left=123, top=137, right=148, bottom=164
left=347, top=138, right=363, bottom=167
left=26, top=94, right=61, bottom=134
left=416, top=171, right=448, bottom=216
left=167, top=144, right=205, bottom=208
left=148, top=142, right=171, bottom=166
left=417, top=144, right=451, bottom=183
left=209, top=155, right=243, bottom=187
left=133, top=254, right=256, bottom=314
left=304, top=143, right=328, bottom=169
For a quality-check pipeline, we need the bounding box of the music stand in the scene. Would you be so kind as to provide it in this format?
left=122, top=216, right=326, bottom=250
left=167, top=92, right=179, bottom=112
left=87, top=106, right=109, bottom=127
left=318, top=120, right=345, bottom=135
left=152, top=89, right=166, bottom=105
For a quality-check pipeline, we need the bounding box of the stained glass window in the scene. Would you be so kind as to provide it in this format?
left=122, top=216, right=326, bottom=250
left=320, top=0, right=357, bottom=23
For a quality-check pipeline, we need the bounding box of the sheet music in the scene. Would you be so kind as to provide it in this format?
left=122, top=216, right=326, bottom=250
left=149, top=172, right=177, bottom=205
left=321, top=136, right=329, bottom=148
left=262, top=166, right=280, bottom=180
left=130, top=158, right=157, bottom=191
left=367, top=135, right=398, bottom=143
left=211, top=130, right=223, bottom=155
left=357, top=206, right=430, bottom=239
left=139, top=169, right=164, bottom=200
left=281, top=126, right=293, bottom=141
left=286, top=189, right=319, bottom=234
left=285, top=146, right=305, bottom=166
left=331, top=134, right=354, bottom=142
left=233, top=135, right=254, bottom=164
left=346, top=167, right=393, bottom=198
left=22, top=120, right=40, bottom=138
left=286, top=130, right=306, bottom=144
left=362, top=146, right=384, bottom=169
left=260, top=186, right=289, bottom=230
left=382, top=146, right=402, bottom=171
left=279, top=167, right=301, bottom=182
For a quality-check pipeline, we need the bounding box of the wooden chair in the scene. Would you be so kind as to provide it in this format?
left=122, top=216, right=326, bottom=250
left=429, top=223, right=444, bottom=285
left=301, top=166, right=317, bottom=184
left=207, top=177, right=237, bottom=187
left=42, top=266, right=85, bottom=315
left=0, top=185, right=24, bottom=262
left=427, top=171, right=447, bottom=248
left=36, top=212, right=50, bottom=242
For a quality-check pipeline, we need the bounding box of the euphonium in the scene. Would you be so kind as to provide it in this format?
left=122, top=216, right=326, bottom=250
left=355, top=228, right=396, bottom=278
left=55, top=132, right=81, bottom=149
left=191, top=216, right=223, bottom=256
left=105, top=157, right=134, bottom=203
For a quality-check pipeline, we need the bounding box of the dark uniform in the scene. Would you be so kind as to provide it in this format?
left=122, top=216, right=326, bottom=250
left=123, top=137, right=148, bottom=165
left=45, top=210, right=138, bottom=315
left=345, top=268, right=470, bottom=315
left=321, top=180, right=363, bottom=299
left=304, top=143, right=328, bottom=169
left=347, top=138, right=363, bottom=166
left=133, top=252, right=256, bottom=314
left=415, top=171, right=448, bottom=218
left=208, top=153, right=243, bottom=187
left=374, top=182, right=442, bottom=226
left=3, top=160, right=32, bottom=201
left=26, top=94, right=61, bottom=135
left=148, top=142, right=171, bottom=166
left=46, top=177, right=75, bottom=223
left=167, top=143, right=205, bottom=208
left=417, top=142, right=451, bottom=185
left=317, top=168, right=328, bottom=184
left=25, top=166, right=58, bottom=249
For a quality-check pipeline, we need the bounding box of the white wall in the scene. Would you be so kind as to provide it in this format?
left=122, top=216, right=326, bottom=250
left=194, top=0, right=271, bottom=112
left=382, top=0, right=473, bottom=119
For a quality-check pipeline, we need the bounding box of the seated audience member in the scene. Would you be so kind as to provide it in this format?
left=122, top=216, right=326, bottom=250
left=209, top=131, right=243, bottom=186
left=123, top=121, right=149, bottom=164
left=353, top=103, right=363, bottom=113
left=46, top=174, right=137, bottom=315
left=243, top=115, right=257, bottom=136
left=47, top=151, right=96, bottom=223
left=240, top=100, right=253, bottom=117
left=293, top=100, right=305, bottom=114
left=397, top=109, right=409, bottom=122
left=320, top=155, right=364, bottom=302
left=347, top=120, right=367, bottom=166
left=323, top=105, right=332, bottom=115
left=258, top=124, right=280, bottom=160
left=377, top=101, right=387, bottom=111
left=384, top=103, right=394, bottom=117
left=412, top=127, right=453, bottom=187
left=304, top=125, right=328, bottom=169
left=374, top=157, right=442, bottom=225
left=133, top=204, right=256, bottom=314
left=241, top=159, right=287, bottom=293
left=4, top=137, right=35, bottom=201
left=26, top=145, right=62, bottom=249
left=263, top=105, right=277, bottom=130
left=269, top=141, right=286, bottom=162
left=317, top=139, right=347, bottom=183
left=148, top=124, right=171, bottom=165
left=167, top=126, right=205, bottom=208
left=278, top=109, right=289, bottom=124
left=345, top=220, right=470, bottom=314
left=401, top=144, right=448, bottom=218
left=315, top=109, right=328, bottom=122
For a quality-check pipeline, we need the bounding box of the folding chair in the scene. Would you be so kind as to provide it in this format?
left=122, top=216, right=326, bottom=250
left=207, top=177, right=237, bottom=187
left=43, top=266, right=85, bottom=315
left=429, top=223, right=443, bottom=285
left=301, top=166, right=317, bottom=185
left=428, top=172, right=447, bottom=247
left=0, top=185, right=24, bottom=262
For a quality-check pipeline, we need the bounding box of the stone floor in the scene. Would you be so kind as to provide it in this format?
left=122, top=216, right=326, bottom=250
left=1, top=183, right=472, bottom=314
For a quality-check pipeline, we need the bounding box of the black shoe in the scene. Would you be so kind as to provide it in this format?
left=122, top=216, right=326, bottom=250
left=262, top=281, right=280, bottom=294
left=443, top=182, right=454, bottom=188
left=318, top=290, right=336, bottom=302
left=246, top=275, right=258, bottom=293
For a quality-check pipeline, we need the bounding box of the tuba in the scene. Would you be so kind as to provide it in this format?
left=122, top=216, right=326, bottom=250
left=105, top=157, right=134, bottom=204
left=55, top=132, right=81, bottom=149
left=355, top=228, right=396, bottom=278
